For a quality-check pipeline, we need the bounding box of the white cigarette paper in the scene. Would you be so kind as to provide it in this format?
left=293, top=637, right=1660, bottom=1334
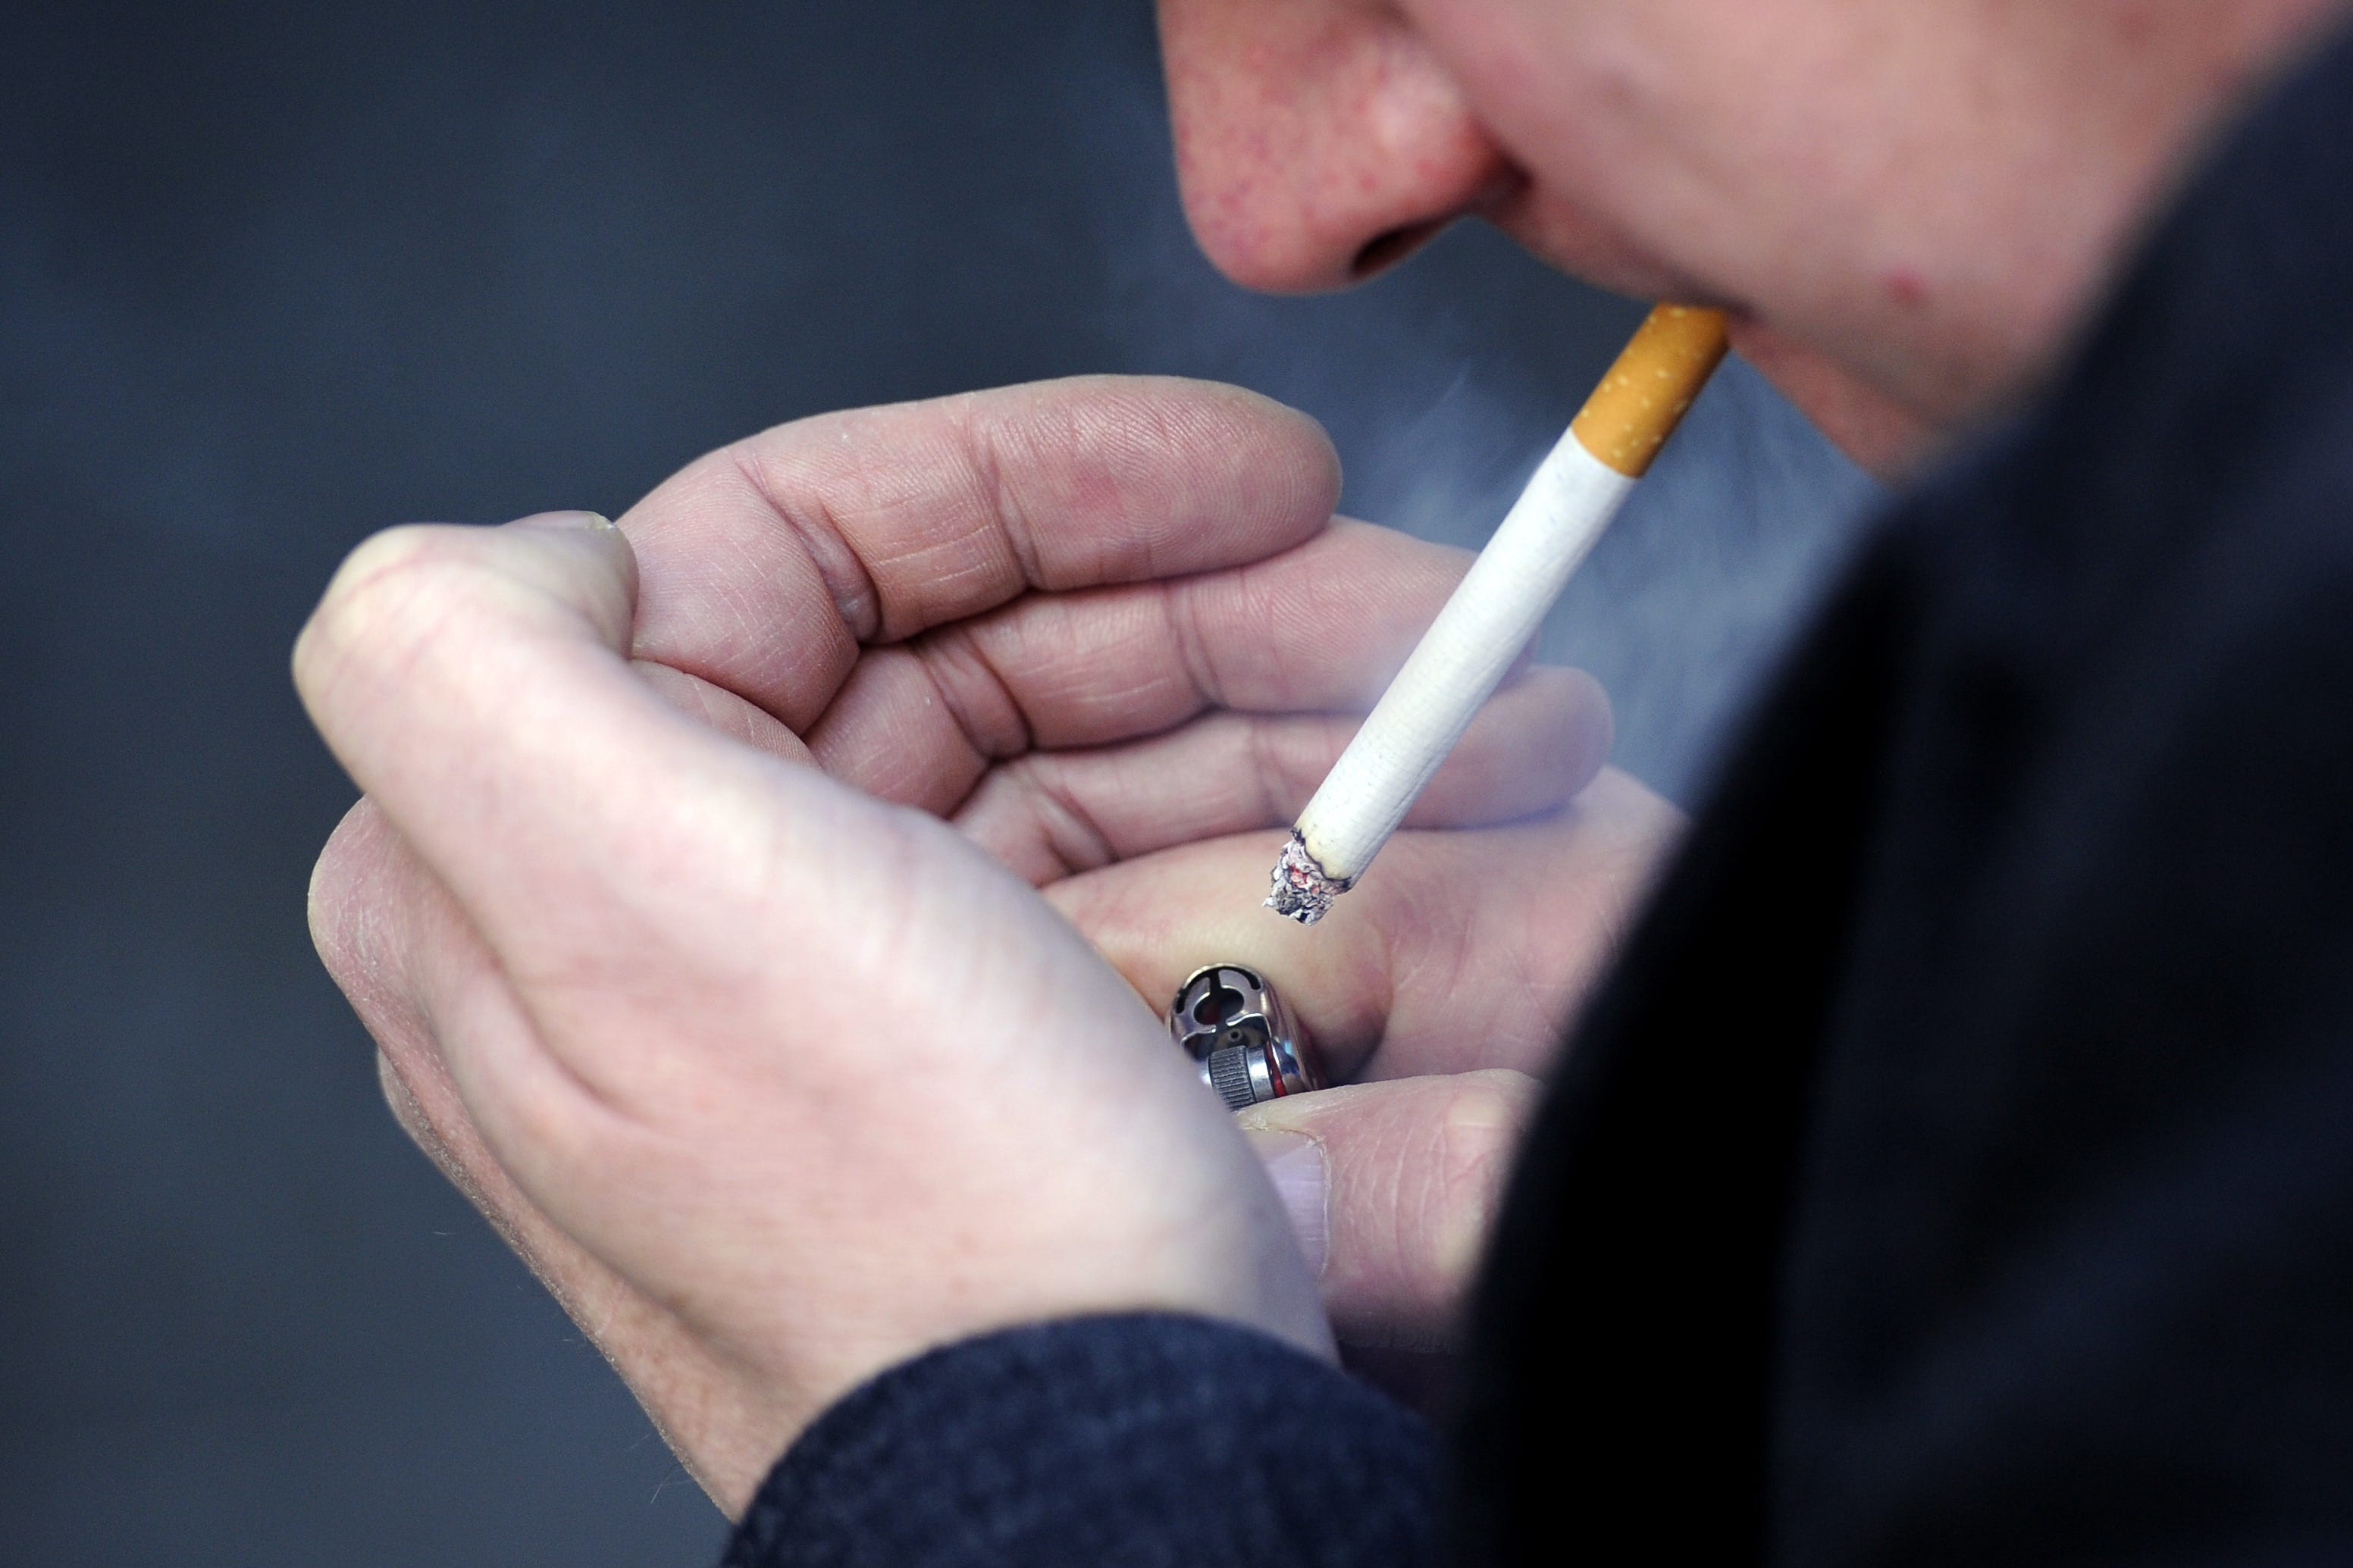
left=1267, top=303, right=1728, bottom=925
left=1266, top=433, right=1633, bottom=922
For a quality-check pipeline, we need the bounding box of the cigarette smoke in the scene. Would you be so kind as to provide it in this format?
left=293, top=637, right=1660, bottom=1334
left=1049, top=8, right=1884, bottom=805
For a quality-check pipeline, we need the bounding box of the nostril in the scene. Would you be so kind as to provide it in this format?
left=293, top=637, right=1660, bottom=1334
left=1351, top=219, right=1447, bottom=281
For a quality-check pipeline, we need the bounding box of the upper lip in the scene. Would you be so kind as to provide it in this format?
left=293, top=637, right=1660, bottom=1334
left=1478, top=172, right=1747, bottom=315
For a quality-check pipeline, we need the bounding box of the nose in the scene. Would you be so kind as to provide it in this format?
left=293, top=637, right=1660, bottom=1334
left=1158, top=0, right=1515, bottom=293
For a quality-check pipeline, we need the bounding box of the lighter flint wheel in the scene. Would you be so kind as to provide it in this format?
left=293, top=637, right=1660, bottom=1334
left=1167, top=963, right=1323, bottom=1109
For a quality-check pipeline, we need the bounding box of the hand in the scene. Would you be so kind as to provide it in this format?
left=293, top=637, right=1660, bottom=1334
left=1043, top=766, right=1679, bottom=1363
left=653, top=379, right=1684, bottom=1367
left=298, top=377, right=1677, bottom=1514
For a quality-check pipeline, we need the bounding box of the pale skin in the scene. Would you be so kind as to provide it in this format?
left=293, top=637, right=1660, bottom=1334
left=298, top=0, right=2351, bottom=1516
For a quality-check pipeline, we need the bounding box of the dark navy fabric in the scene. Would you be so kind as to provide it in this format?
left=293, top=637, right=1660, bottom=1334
left=730, top=24, right=2353, bottom=1568
left=1465, top=23, right=2353, bottom=1568
left=719, top=1316, right=1438, bottom=1568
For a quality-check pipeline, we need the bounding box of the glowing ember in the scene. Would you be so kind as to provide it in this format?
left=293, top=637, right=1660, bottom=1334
left=1265, top=833, right=1350, bottom=926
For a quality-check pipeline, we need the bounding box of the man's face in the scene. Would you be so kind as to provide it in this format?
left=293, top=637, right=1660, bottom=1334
left=1158, top=0, right=1789, bottom=299
left=1152, top=0, right=2135, bottom=469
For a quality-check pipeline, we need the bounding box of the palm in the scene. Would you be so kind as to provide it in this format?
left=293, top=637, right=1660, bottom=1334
left=616, top=379, right=1675, bottom=1084
left=302, top=377, right=1682, bottom=1512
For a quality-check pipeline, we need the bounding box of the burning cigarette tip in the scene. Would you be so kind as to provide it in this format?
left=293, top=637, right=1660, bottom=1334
left=1265, top=833, right=1351, bottom=926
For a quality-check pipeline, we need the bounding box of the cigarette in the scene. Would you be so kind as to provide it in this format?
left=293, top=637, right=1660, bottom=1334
left=1267, top=303, right=1729, bottom=925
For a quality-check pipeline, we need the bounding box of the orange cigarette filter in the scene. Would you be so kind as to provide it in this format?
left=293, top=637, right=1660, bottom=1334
left=1571, top=304, right=1731, bottom=477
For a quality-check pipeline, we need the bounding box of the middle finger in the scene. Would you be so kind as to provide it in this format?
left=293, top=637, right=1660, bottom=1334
left=954, top=665, right=1612, bottom=883
left=804, top=521, right=1478, bottom=809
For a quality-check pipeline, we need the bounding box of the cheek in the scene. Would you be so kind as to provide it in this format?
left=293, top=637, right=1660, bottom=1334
left=1396, top=0, right=1678, bottom=238
left=1397, top=0, right=1649, bottom=158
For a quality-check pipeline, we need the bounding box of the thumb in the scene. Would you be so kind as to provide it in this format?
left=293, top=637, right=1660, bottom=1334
left=1237, top=1069, right=1539, bottom=1352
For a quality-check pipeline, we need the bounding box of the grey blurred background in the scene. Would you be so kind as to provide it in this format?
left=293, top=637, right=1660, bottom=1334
left=0, top=2, right=1877, bottom=1562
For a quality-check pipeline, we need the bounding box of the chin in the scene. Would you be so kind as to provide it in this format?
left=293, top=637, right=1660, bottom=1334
left=1723, top=318, right=1942, bottom=480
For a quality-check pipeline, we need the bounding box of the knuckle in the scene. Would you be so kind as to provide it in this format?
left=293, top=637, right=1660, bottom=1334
left=1007, top=756, right=1116, bottom=875
left=374, top=1049, right=509, bottom=1217
left=1551, top=667, right=1617, bottom=783
left=1421, top=1072, right=1539, bottom=1285
left=1432, top=1081, right=1527, bottom=1202
left=306, top=803, right=399, bottom=998
left=305, top=850, right=365, bottom=992
left=295, top=524, right=472, bottom=696
left=319, top=523, right=462, bottom=623
left=1441, top=1069, right=1539, bottom=1142
left=375, top=1050, right=437, bottom=1151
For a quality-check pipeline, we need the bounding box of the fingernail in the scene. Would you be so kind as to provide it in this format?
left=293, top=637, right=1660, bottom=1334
left=1245, top=1129, right=1328, bottom=1278
left=509, top=509, right=616, bottom=530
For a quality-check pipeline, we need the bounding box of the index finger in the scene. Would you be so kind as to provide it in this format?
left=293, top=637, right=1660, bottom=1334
left=621, top=376, right=1343, bottom=731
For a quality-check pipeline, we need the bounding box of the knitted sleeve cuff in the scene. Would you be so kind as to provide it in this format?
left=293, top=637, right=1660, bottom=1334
left=722, top=1314, right=1441, bottom=1568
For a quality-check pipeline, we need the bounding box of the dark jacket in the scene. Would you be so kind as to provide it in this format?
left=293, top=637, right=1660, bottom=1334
left=725, top=27, right=2353, bottom=1567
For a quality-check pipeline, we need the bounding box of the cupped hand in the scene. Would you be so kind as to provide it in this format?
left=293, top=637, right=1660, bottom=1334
left=620, top=376, right=1684, bottom=1366
left=1044, top=768, right=1681, bottom=1363
left=297, top=377, right=1678, bottom=1513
